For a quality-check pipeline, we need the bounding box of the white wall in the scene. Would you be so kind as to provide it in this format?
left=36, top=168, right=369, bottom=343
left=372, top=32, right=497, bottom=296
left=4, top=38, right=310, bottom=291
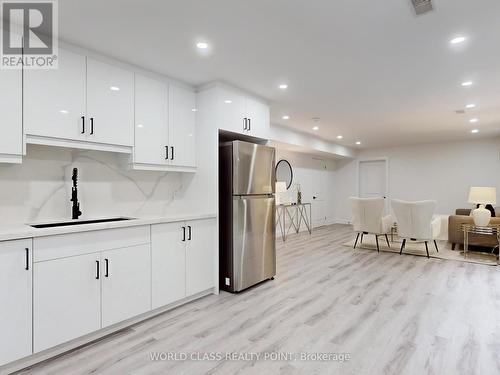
left=333, top=137, right=500, bottom=223
left=0, top=145, right=199, bottom=225
left=276, top=149, right=337, bottom=228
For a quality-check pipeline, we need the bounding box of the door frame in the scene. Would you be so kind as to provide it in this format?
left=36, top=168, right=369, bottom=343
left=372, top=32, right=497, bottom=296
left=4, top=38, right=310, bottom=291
left=356, top=157, right=390, bottom=205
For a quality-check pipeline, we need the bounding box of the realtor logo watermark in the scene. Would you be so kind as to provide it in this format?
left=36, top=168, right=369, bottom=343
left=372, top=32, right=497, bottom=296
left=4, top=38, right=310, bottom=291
left=1, top=0, right=58, bottom=69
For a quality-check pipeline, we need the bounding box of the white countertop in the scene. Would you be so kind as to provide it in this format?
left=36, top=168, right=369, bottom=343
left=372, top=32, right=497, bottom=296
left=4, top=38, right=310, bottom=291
left=0, top=213, right=217, bottom=242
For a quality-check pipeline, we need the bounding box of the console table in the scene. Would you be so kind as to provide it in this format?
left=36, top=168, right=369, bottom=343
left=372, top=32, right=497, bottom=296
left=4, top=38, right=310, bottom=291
left=276, top=203, right=312, bottom=241
left=462, top=224, right=500, bottom=262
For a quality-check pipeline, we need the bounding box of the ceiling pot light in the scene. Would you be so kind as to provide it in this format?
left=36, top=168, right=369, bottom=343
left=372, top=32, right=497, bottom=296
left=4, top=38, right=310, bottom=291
left=450, top=36, right=466, bottom=44
left=279, top=84, right=288, bottom=90
left=109, top=86, right=120, bottom=91
left=465, top=104, right=476, bottom=109
left=282, top=115, right=290, bottom=120
left=461, top=81, right=473, bottom=87
left=224, top=100, right=232, bottom=104
left=191, top=108, right=198, bottom=112
left=196, top=42, right=209, bottom=49
left=59, top=110, right=68, bottom=114
left=355, top=141, right=361, bottom=145
left=471, top=129, right=479, bottom=134
left=336, top=135, right=343, bottom=140
left=469, top=118, right=479, bottom=123
left=312, top=126, right=319, bottom=131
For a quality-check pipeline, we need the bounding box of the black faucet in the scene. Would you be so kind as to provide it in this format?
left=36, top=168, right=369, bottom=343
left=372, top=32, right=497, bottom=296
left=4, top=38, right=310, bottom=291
left=71, top=168, right=82, bottom=220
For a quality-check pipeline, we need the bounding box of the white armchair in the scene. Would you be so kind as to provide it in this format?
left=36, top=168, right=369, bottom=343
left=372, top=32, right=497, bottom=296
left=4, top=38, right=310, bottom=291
left=349, top=197, right=393, bottom=252
left=391, top=199, right=440, bottom=258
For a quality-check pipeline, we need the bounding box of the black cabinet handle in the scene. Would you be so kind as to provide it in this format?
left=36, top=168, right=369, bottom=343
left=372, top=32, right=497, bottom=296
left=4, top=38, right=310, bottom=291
left=25, top=248, right=29, bottom=270
left=165, top=146, right=169, bottom=160
left=90, top=117, right=94, bottom=135
left=104, top=258, right=109, bottom=277
left=243, top=118, right=247, bottom=131
left=81, top=116, right=85, bottom=134
left=248, top=118, right=251, bottom=131
left=188, top=225, right=192, bottom=241
left=95, top=260, right=100, bottom=279
left=170, top=146, right=174, bottom=160
left=182, top=226, right=186, bottom=242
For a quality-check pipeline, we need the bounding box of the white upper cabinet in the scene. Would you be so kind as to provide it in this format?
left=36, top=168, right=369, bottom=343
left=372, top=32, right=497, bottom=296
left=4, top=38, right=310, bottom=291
left=201, top=86, right=270, bottom=139
left=0, top=239, right=32, bottom=366
left=0, top=68, right=23, bottom=163
left=24, top=49, right=87, bottom=143
left=134, top=74, right=169, bottom=166
left=86, top=58, right=134, bottom=146
left=169, top=85, right=196, bottom=168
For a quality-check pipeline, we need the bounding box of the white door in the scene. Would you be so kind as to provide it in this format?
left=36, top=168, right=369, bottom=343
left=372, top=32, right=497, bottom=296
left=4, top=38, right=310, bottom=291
left=217, top=87, right=246, bottom=134
left=186, top=219, right=215, bottom=296
left=34, top=253, right=101, bottom=352
left=134, top=74, right=169, bottom=165
left=358, top=159, right=388, bottom=198
left=0, top=68, right=23, bottom=159
left=245, top=96, right=270, bottom=139
left=169, top=85, right=196, bottom=167
left=24, top=48, right=87, bottom=141
left=101, top=244, right=151, bottom=327
left=86, top=57, right=134, bottom=146
left=151, top=222, right=186, bottom=309
left=0, top=240, right=32, bottom=366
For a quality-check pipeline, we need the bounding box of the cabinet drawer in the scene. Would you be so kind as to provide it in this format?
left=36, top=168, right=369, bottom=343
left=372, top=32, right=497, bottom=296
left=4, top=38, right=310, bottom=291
left=34, top=226, right=150, bottom=262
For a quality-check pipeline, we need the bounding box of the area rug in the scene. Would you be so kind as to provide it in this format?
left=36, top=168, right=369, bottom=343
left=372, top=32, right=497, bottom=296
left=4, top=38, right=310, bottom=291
left=343, top=235, right=497, bottom=266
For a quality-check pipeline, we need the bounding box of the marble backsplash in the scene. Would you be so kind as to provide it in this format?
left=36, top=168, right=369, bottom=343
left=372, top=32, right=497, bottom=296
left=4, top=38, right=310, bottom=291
left=0, top=145, right=194, bottom=225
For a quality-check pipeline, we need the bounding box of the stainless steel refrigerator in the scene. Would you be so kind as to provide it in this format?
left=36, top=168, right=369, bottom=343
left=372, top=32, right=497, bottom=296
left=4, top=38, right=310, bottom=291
left=219, top=140, right=276, bottom=292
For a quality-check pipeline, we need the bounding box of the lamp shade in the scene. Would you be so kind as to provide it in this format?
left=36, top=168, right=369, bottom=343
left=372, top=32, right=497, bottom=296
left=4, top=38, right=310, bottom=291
left=468, top=187, right=497, bottom=205
left=276, top=181, right=287, bottom=193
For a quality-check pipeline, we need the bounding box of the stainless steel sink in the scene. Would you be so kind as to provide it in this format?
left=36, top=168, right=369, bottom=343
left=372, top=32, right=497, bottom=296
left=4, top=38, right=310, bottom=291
left=29, top=217, right=136, bottom=229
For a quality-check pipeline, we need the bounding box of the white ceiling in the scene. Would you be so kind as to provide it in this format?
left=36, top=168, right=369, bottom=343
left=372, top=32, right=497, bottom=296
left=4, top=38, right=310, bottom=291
left=58, top=0, right=500, bottom=148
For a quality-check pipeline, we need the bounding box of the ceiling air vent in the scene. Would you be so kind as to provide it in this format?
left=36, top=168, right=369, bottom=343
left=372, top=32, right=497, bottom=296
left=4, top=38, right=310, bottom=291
left=411, top=0, right=433, bottom=15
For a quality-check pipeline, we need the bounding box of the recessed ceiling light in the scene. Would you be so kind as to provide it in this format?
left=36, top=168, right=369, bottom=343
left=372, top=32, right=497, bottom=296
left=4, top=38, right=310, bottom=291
left=461, top=81, right=473, bottom=87
left=282, top=115, right=290, bottom=120
left=279, top=84, right=288, bottom=90
left=312, top=126, right=319, bottom=131
left=465, top=104, right=476, bottom=109
left=336, top=135, right=343, bottom=140
left=355, top=141, right=361, bottom=145
left=469, top=118, right=479, bottom=123
left=137, top=124, right=144, bottom=128
left=471, top=129, right=479, bottom=134
left=59, top=110, right=68, bottom=114
left=191, top=108, right=198, bottom=112
left=224, top=100, right=232, bottom=104
left=196, top=42, right=209, bottom=49
left=450, top=36, right=466, bottom=44
left=109, top=86, right=120, bottom=91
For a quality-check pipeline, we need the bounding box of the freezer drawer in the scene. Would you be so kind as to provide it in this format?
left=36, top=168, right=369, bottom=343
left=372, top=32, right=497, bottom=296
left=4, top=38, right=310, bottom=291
left=232, top=196, right=276, bottom=291
left=233, top=141, right=275, bottom=195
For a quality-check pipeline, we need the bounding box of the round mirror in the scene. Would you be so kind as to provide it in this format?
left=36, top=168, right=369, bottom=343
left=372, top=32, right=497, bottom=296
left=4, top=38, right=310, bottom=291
left=275, top=159, right=293, bottom=190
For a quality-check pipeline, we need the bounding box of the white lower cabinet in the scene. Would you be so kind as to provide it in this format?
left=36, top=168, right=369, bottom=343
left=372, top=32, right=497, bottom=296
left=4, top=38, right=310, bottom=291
left=0, top=239, right=32, bottom=366
left=186, top=219, right=216, bottom=296
left=101, top=244, right=151, bottom=327
left=151, top=222, right=186, bottom=309
left=151, top=218, right=215, bottom=307
left=34, top=253, right=101, bottom=353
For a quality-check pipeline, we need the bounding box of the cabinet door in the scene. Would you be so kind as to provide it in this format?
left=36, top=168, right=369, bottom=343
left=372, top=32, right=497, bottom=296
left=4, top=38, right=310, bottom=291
left=0, top=68, right=23, bottom=160
left=24, top=49, right=86, bottom=142
left=186, top=219, right=215, bottom=296
left=134, top=74, right=169, bottom=165
left=101, top=244, right=151, bottom=327
left=216, top=87, right=246, bottom=134
left=86, top=58, right=134, bottom=146
left=0, top=240, right=32, bottom=366
left=34, top=253, right=101, bottom=352
left=151, top=222, right=186, bottom=309
left=245, top=96, right=270, bottom=139
left=169, top=85, right=196, bottom=167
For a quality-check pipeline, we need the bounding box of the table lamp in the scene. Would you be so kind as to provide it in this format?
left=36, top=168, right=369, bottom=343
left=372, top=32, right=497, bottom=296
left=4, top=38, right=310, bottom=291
left=276, top=181, right=287, bottom=205
left=468, top=187, right=497, bottom=226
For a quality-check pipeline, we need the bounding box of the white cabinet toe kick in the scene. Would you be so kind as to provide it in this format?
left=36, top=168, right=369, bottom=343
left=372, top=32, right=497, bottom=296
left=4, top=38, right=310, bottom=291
left=0, top=217, right=216, bottom=373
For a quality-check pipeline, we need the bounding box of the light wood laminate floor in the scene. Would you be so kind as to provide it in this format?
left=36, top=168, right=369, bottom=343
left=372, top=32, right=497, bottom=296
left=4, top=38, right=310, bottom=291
left=18, top=224, right=500, bottom=375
